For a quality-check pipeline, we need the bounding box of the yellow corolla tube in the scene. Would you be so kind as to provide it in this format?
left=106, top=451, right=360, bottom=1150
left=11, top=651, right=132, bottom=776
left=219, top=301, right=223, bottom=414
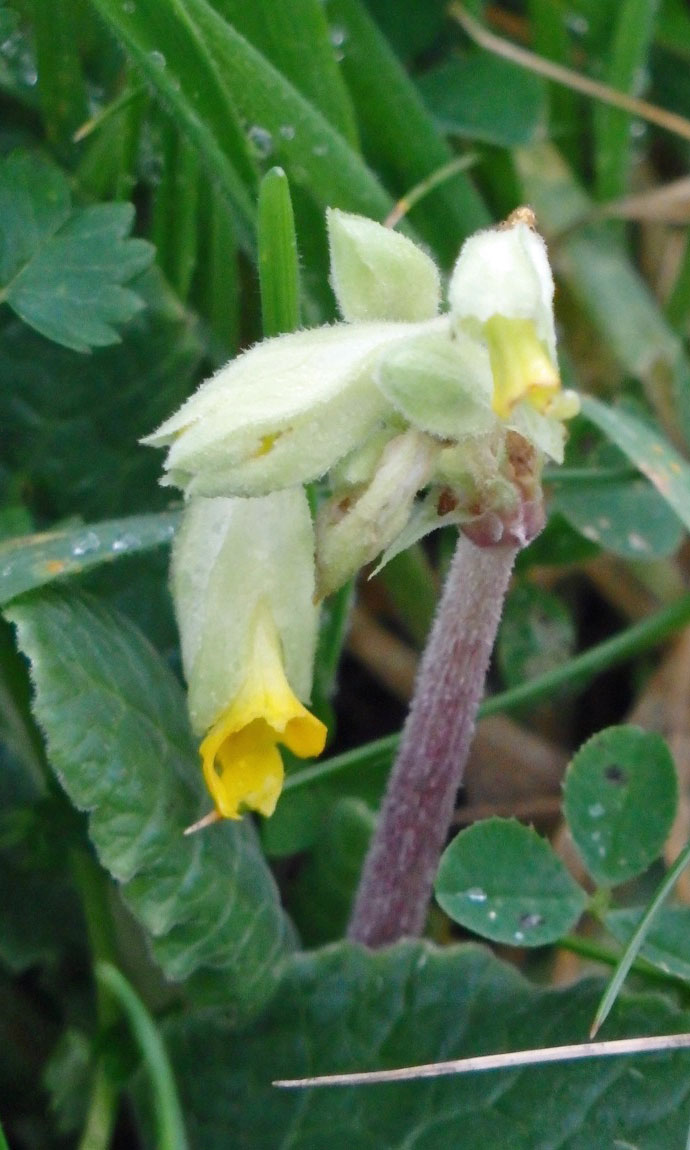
left=448, top=209, right=579, bottom=427
left=171, top=489, right=324, bottom=829
left=484, top=315, right=560, bottom=419
left=200, top=606, right=326, bottom=819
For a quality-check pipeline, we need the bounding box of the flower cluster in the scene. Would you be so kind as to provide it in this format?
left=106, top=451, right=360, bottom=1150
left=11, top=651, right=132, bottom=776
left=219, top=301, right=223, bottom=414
left=145, top=206, right=578, bottom=827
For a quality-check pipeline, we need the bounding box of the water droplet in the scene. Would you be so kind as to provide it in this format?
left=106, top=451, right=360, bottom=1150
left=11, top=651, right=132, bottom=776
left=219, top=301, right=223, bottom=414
left=514, top=930, right=525, bottom=943
left=149, top=50, right=166, bottom=69
left=627, top=532, right=649, bottom=552
left=279, top=123, right=295, bottom=141
left=111, top=532, right=139, bottom=553
left=565, top=13, right=589, bottom=36
left=488, top=910, right=497, bottom=921
left=588, top=802, right=605, bottom=819
left=464, top=887, right=487, bottom=903
left=581, top=525, right=600, bottom=542
left=247, top=125, right=274, bottom=159
left=329, top=24, right=348, bottom=60
left=71, top=531, right=100, bottom=557
left=519, top=912, right=544, bottom=930
left=122, top=0, right=135, bottom=12
left=598, top=844, right=606, bottom=857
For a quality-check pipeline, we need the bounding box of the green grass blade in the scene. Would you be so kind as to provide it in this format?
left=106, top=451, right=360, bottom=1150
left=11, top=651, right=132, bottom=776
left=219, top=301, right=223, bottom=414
left=0, top=511, right=181, bottom=606
left=209, top=0, right=359, bottom=146
left=526, top=0, right=581, bottom=169
left=326, top=0, right=490, bottom=260
left=665, top=232, right=690, bottom=332
left=31, top=0, right=89, bottom=152
left=258, top=167, right=300, bottom=337
left=95, top=962, right=189, bottom=1150
left=285, top=591, right=690, bottom=796
left=594, top=0, right=660, bottom=203
left=152, top=125, right=200, bottom=301
left=581, top=394, right=690, bottom=533
left=178, top=0, right=394, bottom=221
left=89, top=0, right=258, bottom=249
left=592, top=838, right=690, bottom=1036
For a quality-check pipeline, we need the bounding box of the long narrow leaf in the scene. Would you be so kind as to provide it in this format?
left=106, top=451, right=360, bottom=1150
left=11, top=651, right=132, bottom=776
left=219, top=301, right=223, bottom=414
left=89, top=0, right=258, bottom=249
left=176, top=0, right=394, bottom=220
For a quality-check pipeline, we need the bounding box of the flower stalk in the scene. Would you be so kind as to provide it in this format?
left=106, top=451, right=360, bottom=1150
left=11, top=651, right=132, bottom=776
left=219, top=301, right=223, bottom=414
left=348, top=491, right=543, bottom=947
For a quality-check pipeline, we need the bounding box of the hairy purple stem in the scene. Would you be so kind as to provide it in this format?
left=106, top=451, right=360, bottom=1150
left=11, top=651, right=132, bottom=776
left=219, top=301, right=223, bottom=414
left=347, top=534, right=519, bottom=947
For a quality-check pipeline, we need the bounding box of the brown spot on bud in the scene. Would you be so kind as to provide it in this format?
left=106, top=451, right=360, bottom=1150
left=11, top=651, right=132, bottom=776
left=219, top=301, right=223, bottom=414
left=437, top=488, right=459, bottom=516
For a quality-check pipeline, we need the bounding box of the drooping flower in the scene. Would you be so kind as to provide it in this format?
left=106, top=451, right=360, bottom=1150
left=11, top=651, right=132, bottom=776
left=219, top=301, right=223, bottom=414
left=172, top=490, right=326, bottom=825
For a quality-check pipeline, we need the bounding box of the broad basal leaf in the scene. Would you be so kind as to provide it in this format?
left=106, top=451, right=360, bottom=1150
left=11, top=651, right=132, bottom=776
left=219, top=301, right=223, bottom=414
left=0, top=150, right=153, bottom=351
left=153, top=941, right=690, bottom=1148
left=5, top=589, right=293, bottom=1021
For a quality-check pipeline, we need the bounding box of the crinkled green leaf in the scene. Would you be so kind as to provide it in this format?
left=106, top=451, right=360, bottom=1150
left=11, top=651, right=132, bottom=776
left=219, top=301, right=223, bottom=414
left=287, top=798, right=375, bottom=945
left=0, top=151, right=70, bottom=283
left=418, top=53, right=547, bottom=147
left=0, top=511, right=180, bottom=606
left=153, top=942, right=690, bottom=1148
left=435, top=818, right=587, bottom=947
left=0, top=266, right=203, bottom=520
left=0, top=151, right=153, bottom=351
left=563, top=726, right=678, bottom=887
left=5, top=590, right=293, bottom=1019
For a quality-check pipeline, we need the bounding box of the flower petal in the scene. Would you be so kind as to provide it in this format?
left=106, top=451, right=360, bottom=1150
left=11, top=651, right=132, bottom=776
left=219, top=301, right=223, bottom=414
left=172, top=490, right=319, bottom=736
left=449, top=217, right=556, bottom=361
left=144, top=323, right=421, bottom=497
left=199, top=605, right=327, bottom=819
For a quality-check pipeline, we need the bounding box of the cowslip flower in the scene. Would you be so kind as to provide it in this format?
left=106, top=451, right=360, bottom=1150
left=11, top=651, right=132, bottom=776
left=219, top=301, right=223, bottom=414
left=146, top=206, right=578, bottom=598
left=173, top=490, right=326, bottom=828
